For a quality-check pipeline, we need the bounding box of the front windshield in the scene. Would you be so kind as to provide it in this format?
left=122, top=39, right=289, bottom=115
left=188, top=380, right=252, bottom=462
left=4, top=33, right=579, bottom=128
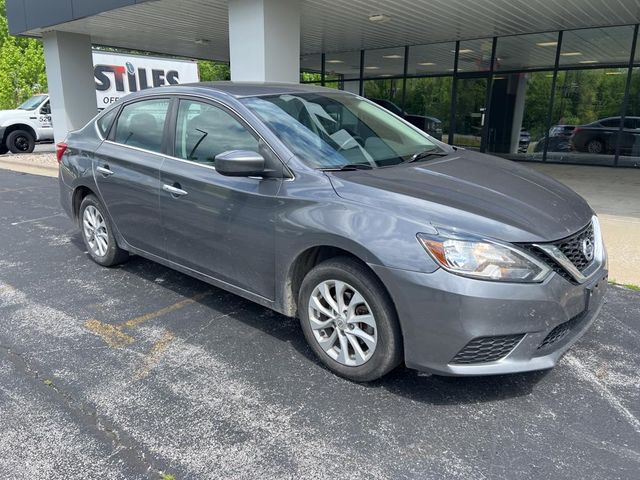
left=242, top=92, right=442, bottom=169
left=17, top=95, right=47, bottom=111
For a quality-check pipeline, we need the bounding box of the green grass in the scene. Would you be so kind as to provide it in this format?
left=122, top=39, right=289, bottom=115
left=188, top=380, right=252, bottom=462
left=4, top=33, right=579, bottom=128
left=160, top=474, right=176, bottom=480
left=608, top=280, right=640, bottom=291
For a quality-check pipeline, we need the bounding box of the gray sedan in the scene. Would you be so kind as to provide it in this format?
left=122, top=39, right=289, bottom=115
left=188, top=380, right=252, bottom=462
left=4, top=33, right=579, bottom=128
left=57, top=82, right=607, bottom=381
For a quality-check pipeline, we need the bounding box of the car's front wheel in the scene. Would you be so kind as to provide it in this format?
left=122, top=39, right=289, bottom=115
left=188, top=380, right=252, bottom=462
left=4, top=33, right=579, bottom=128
left=6, top=129, right=35, bottom=154
left=79, top=194, right=128, bottom=267
left=586, top=138, right=605, bottom=154
left=298, top=257, right=402, bottom=382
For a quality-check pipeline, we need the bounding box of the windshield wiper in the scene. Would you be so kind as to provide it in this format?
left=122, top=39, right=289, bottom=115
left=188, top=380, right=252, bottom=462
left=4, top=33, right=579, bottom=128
left=319, top=163, right=373, bottom=172
left=406, top=148, right=451, bottom=163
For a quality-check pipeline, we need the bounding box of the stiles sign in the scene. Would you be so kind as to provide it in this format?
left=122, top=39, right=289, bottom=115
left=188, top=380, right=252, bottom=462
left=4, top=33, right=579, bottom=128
left=92, top=51, right=199, bottom=108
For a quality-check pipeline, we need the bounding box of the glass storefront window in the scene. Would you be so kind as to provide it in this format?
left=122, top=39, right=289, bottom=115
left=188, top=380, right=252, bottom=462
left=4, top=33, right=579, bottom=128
left=456, top=38, right=494, bottom=73
left=324, top=50, right=361, bottom=80
left=548, top=68, right=627, bottom=165
left=300, top=24, right=640, bottom=168
left=407, top=42, right=455, bottom=76
left=300, top=54, right=322, bottom=81
left=403, top=77, right=452, bottom=141
left=615, top=67, right=640, bottom=167
left=363, top=47, right=404, bottom=79
left=560, top=26, right=634, bottom=68
left=495, top=32, right=559, bottom=71
left=363, top=79, right=404, bottom=108
left=453, top=77, right=488, bottom=148
left=487, top=72, right=554, bottom=161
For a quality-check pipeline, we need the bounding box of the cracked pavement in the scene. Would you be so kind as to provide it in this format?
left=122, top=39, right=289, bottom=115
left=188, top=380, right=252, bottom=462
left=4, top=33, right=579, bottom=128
left=0, top=170, right=639, bottom=479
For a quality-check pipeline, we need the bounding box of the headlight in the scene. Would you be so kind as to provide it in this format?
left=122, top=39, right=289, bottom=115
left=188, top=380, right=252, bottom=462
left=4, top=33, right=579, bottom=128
left=417, top=230, right=551, bottom=282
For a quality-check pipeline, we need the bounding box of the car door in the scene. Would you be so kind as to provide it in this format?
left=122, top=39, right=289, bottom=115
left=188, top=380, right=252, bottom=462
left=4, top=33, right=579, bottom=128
left=94, top=97, right=171, bottom=258
left=36, top=100, right=53, bottom=140
left=160, top=98, right=282, bottom=300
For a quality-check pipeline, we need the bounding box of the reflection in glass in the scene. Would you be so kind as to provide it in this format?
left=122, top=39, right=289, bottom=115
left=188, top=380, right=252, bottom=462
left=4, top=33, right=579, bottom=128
left=495, top=32, right=559, bottom=71
left=403, top=77, right=452, bottom=141
left=407, top=42, right=455, bottom=76
left=548, top=69, right=627, bottom=166
left=454, top=78, right=488, bottom=148
left=363, top=47, right=405, bottom=78
left=487, top=72, right=554, bottom=161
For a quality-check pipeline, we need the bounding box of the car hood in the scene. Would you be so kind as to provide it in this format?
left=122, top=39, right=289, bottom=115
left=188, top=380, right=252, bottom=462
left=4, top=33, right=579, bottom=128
left=0, top=109, right=23, bottom=123
left=326, top=150, right=593, bottom=243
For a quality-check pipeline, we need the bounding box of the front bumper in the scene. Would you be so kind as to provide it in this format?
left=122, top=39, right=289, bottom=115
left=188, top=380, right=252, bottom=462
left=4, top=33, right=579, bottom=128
left=370, top=264, right=608, bottom=376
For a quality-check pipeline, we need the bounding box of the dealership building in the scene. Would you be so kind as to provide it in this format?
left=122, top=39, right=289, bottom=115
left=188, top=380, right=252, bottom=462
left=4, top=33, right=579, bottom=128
left=6, top=0, right=640, bottom=167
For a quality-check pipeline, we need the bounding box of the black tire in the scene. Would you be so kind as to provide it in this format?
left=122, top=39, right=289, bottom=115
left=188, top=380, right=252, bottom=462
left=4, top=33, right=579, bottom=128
left=586, top=138, right=604, bottom=154
left=79, top=194, right=128, bottom=267
left=298, top=256, right=403, bottom=382
left=0, top=142, right=8, bottom=155
left=7, top=129, right=35, bottom=154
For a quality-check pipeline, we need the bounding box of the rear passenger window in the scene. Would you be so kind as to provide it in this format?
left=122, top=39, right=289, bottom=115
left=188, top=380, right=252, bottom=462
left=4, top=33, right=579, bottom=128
left=96, top=108, right=118, bottom=138
left=600, top=119, right=619, bottom=128
left=114, top=99, right=170, bottom=153
left=174, top=99, right=259, bottom=165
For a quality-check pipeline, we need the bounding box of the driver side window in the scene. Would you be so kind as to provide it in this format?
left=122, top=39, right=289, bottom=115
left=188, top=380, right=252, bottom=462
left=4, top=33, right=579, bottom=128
left=174, top=99, right=259, bottom=165
left=40, top=101, right=51, bottom=115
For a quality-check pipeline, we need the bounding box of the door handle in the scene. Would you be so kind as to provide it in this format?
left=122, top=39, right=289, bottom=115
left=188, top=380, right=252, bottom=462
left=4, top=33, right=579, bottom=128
left=162, top=184, right=188, bottom=197
left=96, top=166, right=114, bottom=176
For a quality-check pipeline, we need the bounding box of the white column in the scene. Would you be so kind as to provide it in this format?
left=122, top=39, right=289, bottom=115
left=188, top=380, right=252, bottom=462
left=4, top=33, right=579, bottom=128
left=228, top=0, right=300, bottom=83
left=43, top=31, right=97, bottom=143
left=509, top=73, right=528, bottom=154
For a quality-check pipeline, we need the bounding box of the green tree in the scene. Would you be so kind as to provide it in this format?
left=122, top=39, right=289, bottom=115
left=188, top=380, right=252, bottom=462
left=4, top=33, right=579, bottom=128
left=0, top=0, right=47, bottom=109
left=198, top=61, right=230, bottom=81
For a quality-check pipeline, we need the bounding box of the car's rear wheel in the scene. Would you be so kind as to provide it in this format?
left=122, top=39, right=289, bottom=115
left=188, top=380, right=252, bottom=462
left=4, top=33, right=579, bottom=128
left=7, top=130, right=35, bottom=154
left=0, top=142, right=8, bottom=155
left=586, top=138, right=604, bottom=154
left=79, top=195, right=128, bottom=267
left=298, top=257, right=402, bottom=382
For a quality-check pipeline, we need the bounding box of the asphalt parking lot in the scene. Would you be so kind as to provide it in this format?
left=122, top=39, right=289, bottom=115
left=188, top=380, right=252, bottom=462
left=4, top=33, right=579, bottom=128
left=0, top=170, right=639, bottom=480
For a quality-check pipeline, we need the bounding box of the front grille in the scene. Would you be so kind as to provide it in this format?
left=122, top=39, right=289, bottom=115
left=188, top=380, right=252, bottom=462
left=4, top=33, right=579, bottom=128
left=451, top=334, right=524, bottom=364
left=537, top=313, right=585, bottom=350
left=519, top=221, right=595, bottom=283
left=554, top=223, right=594, bottom=272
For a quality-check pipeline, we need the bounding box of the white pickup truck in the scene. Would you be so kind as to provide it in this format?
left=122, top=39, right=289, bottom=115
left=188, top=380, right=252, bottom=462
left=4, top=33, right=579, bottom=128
left=0, top=94, right=53, bottom=154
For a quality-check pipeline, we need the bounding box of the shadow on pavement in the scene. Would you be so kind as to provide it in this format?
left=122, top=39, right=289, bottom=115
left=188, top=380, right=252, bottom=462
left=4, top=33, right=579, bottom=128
left=71, top=233, right=550, bottom=406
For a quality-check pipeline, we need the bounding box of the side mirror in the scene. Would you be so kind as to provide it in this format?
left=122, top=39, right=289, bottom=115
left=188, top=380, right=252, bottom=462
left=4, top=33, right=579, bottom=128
left=215, top=150, right=265, bottom=177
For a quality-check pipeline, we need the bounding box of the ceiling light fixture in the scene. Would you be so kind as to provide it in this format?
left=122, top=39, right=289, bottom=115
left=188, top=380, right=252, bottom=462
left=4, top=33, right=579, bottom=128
left=194, top=38, right=210, bottom=45
left=382, top=54, right=403, bottom=59
left=579, top=60, right=598, bottom=64
left=365, top=66, right=381, bottom=70
left=536, top=41, right=558, bottom=47
left=379, top=74, right=393, bottom=77
left=369, top=13, right=390, bottom=23
left=418, top=62, right=436, bottom=66
left=326, top=59, right=344, bottom=64
left=560, top=52, right=582, bottom=56
left=458, top=49, right=474, bottom=54
left=605, top=71, right=623, bottom=75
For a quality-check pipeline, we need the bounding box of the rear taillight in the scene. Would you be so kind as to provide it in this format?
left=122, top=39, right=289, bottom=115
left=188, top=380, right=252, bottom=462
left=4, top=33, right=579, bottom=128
left=56, top=142, right=68, bottom=163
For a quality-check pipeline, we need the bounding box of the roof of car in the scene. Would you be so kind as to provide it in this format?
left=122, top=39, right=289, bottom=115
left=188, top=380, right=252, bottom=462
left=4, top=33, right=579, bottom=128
left=180, top=81, right=345, bottom=98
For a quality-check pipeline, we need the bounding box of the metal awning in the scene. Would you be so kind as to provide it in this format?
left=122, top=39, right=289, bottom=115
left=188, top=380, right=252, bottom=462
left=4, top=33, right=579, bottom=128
left=8, top=0, right=640, bottom=61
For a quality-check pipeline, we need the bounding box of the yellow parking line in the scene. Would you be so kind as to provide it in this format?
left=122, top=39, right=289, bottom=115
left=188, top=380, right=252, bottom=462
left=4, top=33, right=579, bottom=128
left=84, top=291, right=212, bottom=348
left=135, top=330, right=176, bottom=380
left=84, top=319, right=135, bottom=348
left=121, top=291, right=211, bottom=329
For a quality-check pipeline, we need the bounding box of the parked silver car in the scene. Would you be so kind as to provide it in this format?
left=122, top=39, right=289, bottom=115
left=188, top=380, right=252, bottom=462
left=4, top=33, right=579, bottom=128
left=58, top=83, right=607, bottom=381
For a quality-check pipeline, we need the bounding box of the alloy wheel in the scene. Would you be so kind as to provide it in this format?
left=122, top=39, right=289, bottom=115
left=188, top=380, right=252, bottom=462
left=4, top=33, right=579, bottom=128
left=308, top=280, right=378, bottom=366
left=83, top=205, right=109, bottom=257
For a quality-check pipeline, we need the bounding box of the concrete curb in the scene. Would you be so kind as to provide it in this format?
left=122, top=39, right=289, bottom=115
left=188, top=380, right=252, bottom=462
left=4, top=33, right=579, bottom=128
left=0, top=158, right=58, bottom=178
